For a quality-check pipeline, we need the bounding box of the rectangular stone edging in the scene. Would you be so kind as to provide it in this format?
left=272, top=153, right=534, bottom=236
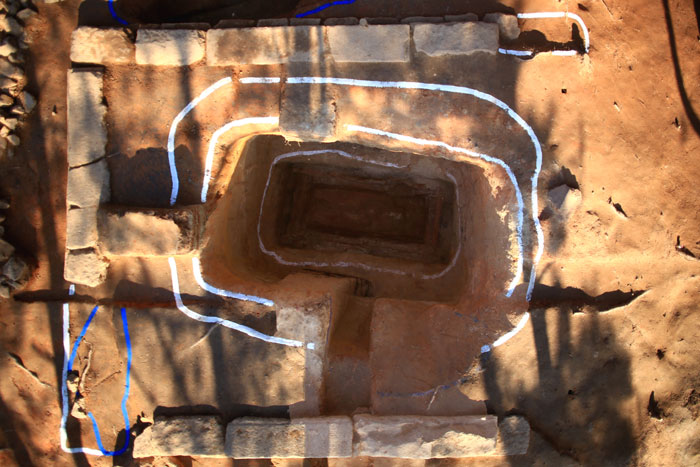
left=71, top=18, right=515, bottom=66
left=134, top=414, right=530, bottom=459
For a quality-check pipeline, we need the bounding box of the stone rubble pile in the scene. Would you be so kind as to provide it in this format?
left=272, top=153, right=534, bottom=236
left=0, top=0, right=37, bottom=154
left=0, top=198, right=30, bottom=298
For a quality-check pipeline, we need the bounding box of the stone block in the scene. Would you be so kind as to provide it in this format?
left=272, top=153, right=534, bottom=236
left=133, top=415, right=226, bottom=458
left=364, top=17, right=400, bottom=25
left=290, top=18, right=321, bottom=26
left=226, top=417, right=353, bottom=458
left=66, top=207, right=98, bottom=250
left=214, top=19, right=255, bottom=28
left=413, top=22, right=499, bottom=56
left=0, top=238, right=15, bottom=262
left=327, top=25, right=410, bottom=63
left=67, top=69, right=107, bottom=167
left=444, top=13, right=479, bottom=22
left=98, top=209, right=196, bottom=256
left=548, top=184, right=581, bottom=217
left=66, top=160, right=110, bottom=208
left=353, top=415, right=499, bottom=458
left=495, top=415, right=530, bottom=455
left=206, top=27, right=325, bottom=65
left=70, top=27, right=134, bottom=64
left=64, top=249, right=108, bottom=287
left=280, top=82, right=336, bottom=142
left=135, top=29, right=205, bottom=66
left=483, top=13, right=520, bottom=41
left=258, top=18, right=289, bottom=26
left=324, top=18, right=359, bottom=26
left=400, top=16, right=444, bottom=23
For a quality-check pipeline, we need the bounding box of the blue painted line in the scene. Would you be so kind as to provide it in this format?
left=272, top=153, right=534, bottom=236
left=68, top=307, right=133, bottom=456
left=295, top=0, right=356, bottom=18
left=108, top=0, right=129, bottom=26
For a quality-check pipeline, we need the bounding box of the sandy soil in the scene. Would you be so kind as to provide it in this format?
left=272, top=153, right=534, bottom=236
left=0, top=0, right=699, bottom=466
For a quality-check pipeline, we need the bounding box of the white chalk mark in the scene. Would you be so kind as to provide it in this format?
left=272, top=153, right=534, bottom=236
left=167, top=257, right=312, bottom=349
left=200, top=116, right=279, bottom=203
left=60, top=290, right=104, bottom=457
left=255, top=149, right=472, bottom=282
left=239, top=77, right=281, bottom=83
left=168, top=77, right=233, bottom=206
left=192, top=256, right=275, bottom=306
left=498, top=48, right=534, bottom=57
left=346, top=125, right=524, bottom=296
left=517, top=12, right=590, bottom=53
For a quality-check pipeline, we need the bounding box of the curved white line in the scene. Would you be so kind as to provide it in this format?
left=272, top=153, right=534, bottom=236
left=346, top=125, right=524, bottom=296
left=192, top=257, right=275, bottom=306
left=480, top=311, right=531, bottom=354
left=498, top=48, right=534, bottom=57
left=168, top=77, right=233, bottom=206
left=167, top=257, right=312, bottom=349
left=200, top=116, right=279, bottom=203
left=255, top=149, right=476, bottom=283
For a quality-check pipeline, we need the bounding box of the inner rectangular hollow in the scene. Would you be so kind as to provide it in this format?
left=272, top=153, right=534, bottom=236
left=271, top=161, right=457, bottom=264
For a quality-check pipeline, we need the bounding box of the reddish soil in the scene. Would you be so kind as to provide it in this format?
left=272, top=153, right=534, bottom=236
left=1, top=0, right=699, bottom=466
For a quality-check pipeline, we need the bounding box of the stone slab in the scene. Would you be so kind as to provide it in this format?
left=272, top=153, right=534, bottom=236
left=207, top=27, right=325, bottom=65
left=226, top=417, right=353, bottom=458
left=324, top=18, right=360, bottom=26
left=327, top=25, right=410, bottom=62
left=483, top=13, right=520, bottom=41
left=280, top=82, right=336, bottom=142
left=135, top=29, right=205, bottom=66
left=353, top=415, right=498, bottom=458
left=133, top=415, right=226, bottom=458
left=66, top=160, right=110, bottom=208
left=66, top=207, right=98, bottom=250
left=64, top=249, right=108, bottom=287
left=70, top=27, right=134, bottom=64
left=413, top=22, right=499, bottom=57
left=67, top=69, right=107, bottom=167
left=444, top=13, right=479, bottom=22
left=97, top=209, right=195, bottom=256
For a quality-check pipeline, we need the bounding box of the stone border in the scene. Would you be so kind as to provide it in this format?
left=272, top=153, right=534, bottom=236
left=70, top=17, right=520, bottom=66
left=133, top=414, right=530, bottom=459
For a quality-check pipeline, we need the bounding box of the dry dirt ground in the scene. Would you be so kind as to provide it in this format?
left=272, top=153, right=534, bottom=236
left=1, top=0, right=700, bottom=466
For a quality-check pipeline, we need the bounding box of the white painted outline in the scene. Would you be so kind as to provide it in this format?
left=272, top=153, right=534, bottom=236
left=255, top=149, right=483, bottom=284
left=61, top=285, right=105, bottom=457
left=168, top=77, right=233, bottom=206
left=200, top=116, right=279, bottom=203
left=498, top=11, right=590, bottom=58
left=167, top=257, right=314, bottom=349
left=192, top=256, right=275, bottom=306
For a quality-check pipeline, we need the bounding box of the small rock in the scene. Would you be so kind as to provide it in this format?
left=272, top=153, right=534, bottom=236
left=66, top=372, right=79, bottom=392
left=0, top=226, right=4, bottom=237
left=7, top=52, right=22, bottom=65
left=21, top=91, right=34, bottom=112
left=0, top=116, right=18, bottom=130
left=0, top=284, right=9, bottom=298
left=0, top=40, right=16, bottom=57
left=2, top=256, right=28, bottom=282
left=6, top=133, right=19, bottom=146
left=0, top=126, right=8, bottom=137
left=0, top=94, right=12, bottom=106
left=0, top=15, right=22, bottom=35
left=0, top=213, right=5, bottom=222
left=0, top=238, right=14, bottom=261
left=70, top=395, right=88, bottom=419
left=0, top=199, right=9, bottom=209
left=10, top=104, right=23, bottom=115
left=16, top=8, right=35, bottom=22
left=548, top=184, right=582, bottom=217
left=0, top=58, right=21, bottom=80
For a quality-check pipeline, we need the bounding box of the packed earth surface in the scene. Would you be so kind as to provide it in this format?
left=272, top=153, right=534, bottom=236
left=0, top=0, right=700, bottom=466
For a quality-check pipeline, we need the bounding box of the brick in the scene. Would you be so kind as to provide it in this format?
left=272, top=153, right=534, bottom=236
left=353, top=415, right=499, bottom=458
left=66, top=207, right=98, bottom=250
left=483, top=13, right=520, bottom=41
left=225, top=417, right=353, bottom=458
left=64, top=249, right=108, bottom=287
left=98, top=209, right=195, bottom=256
left=327, top=25, right=410, bottom=63
left=70, top=27, right=134, bottom=64
left=66, top=160, right=110, bottom=208
left=413, top=22, right=499, bottom=56
left=214, top=19, right=255, bottom=28
left=364, top=17, right=400, bottom=24
left=280, top=82, right=336, bottom=142
left=206, top=27, right=325, bottom=65
left=67, top=69, right=107, bottom=167
left=323, top=18, right=359, bottom=26
left=290, top=18, right=321, bottom=26
left=135, top=29, right=205, bottom=65
left=133, top=415, right=225, bottom=458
